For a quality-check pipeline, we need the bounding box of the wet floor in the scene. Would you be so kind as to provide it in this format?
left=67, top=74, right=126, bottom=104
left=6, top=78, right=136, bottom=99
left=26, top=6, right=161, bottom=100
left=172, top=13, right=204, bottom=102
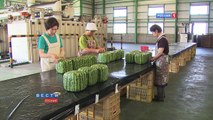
left=118, top=45, right=213, bottom=120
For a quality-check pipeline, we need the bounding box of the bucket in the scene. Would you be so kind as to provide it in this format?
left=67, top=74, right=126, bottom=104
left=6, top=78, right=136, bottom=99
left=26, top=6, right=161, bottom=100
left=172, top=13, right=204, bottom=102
left=140, top=46, right=149, bottom=52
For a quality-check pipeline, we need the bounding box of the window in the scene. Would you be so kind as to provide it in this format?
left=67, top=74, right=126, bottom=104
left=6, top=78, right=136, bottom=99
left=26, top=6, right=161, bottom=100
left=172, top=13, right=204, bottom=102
left=193, top=23, right=208, bottom=35
left=190, top=5, right=209, bottom=15
left=114, top=23, right=126, bottom=34
left=148, top=7, right=164, bottom=16
left=114, top=8, right=127, bottom=17
left=148, top=23, right=164, bottom=34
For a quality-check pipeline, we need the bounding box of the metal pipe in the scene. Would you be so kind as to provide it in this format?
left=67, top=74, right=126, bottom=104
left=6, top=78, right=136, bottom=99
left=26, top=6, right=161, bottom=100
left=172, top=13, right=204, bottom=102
left=134, top=0, right=138, bottom=43
left=80, top=0, right=82, bottom=16
left=111, top=36, right=113, bottom=49
left=175, top=0, right=178, bottom=43
left=92, top=0, right=95, bottom=18
left=121, top=34, right=123, bottom=49
left=103, top=0, right=105, bottom=15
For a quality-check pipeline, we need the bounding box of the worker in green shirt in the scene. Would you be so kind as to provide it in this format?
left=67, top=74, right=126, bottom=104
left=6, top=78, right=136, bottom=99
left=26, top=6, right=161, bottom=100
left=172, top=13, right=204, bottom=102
left=38, top=17, right=65, bottom=72
left=78, top=23, right=105, bottom=56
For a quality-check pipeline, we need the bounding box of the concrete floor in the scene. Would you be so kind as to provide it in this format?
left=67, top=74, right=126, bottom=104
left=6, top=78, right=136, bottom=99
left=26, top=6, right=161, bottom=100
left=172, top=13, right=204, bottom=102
left=0, top=43, right=213, bottom=120
left=0, top=63, right=41, bottom=81
left=117, top=44, right=213, bottom=120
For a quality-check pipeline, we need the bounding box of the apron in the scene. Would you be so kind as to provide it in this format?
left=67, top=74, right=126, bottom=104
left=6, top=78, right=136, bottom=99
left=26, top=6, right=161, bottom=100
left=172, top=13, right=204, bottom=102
left=154, top=36, right=169, bottom=86
left=40, top=34, right=61, bottom=72
left=78, top=35, right=98, bottom=56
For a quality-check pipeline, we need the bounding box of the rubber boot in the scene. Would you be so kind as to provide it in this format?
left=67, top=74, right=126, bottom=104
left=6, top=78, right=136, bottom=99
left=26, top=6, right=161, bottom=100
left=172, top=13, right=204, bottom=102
left=157, top=86, right=165, bottom=101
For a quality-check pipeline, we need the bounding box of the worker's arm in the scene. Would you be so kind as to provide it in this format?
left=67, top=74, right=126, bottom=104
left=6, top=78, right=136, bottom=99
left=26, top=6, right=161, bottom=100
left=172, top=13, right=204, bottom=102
left=80, top=48, right=100, bottom=55
left=151, top=48, right=164, bottom=61
left=97, top=46, right=105, bottom=52
left=60, top=48, right=65, bottom=59
left=39, top=49, right=59, bottom=63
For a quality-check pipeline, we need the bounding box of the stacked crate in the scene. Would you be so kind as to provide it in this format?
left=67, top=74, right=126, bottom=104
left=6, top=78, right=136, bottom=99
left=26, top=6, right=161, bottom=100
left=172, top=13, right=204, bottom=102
left=169, top=58, right=179, bottom=73
left=185, top=49, right=192, bottom=62
left=191, top=46, right=196, bottom=58
left=127, top=70, right=154, bottom=103
left=65, top=115, right=77, bottom=120
left=79, top=92, right=120, bottom=120
left=178, top=53, right=186, bottom=67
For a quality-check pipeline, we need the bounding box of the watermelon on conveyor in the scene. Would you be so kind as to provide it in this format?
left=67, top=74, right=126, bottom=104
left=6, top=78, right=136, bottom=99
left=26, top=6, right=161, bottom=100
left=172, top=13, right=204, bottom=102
left=63, top=71, right=87, bottom=92
left=91, top=64, right=108, bottom=82
left=116, top=49, right=124, bottom=60
left=134, top=53, right=148, bottom=64
left=125, top=53, right=135, bottom=63
left=97, top=52, right=110, bottom=63
left=78, top=67, right=98, bottom=86
left=56, top=59, right=73, bottom=74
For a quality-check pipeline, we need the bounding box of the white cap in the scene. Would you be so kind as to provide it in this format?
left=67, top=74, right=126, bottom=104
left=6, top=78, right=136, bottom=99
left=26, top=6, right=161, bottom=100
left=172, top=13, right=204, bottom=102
left=86, top=23, right=97, bottom=31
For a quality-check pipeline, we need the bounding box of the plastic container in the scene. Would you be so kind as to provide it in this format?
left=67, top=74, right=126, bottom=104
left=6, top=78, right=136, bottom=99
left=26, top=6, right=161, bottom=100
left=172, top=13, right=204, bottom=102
left=140, top=46, right=149, bottom=52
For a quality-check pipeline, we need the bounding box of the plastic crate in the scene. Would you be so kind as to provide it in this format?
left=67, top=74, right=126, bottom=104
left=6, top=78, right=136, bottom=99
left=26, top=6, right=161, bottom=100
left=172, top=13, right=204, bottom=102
left=79, top=93, right=120, bottom=120
left=127, top=85, right=153, bottom=103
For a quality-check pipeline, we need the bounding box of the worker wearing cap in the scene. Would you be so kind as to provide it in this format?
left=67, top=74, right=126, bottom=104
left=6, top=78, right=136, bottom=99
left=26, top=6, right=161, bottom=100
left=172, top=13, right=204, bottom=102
left=38, top=17, right=65, bottom=72
left=78, top=23, right=105, bottom=56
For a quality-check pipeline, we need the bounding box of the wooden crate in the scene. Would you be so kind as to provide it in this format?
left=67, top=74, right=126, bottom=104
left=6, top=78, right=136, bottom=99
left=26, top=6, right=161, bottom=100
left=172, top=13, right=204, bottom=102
left=65, top=115, right=77, bottom=120
left=191, top=46, right=196, bottom=57
left=119, top=70, right=154, bottom=96
left=179, top=58, right=186, bottom=66
left=185, top=55, right=191, bottom=62
left=169, top=60, right=179, bottom=73
left=79, top=93, right=120, bottom=120
left=79, top=114, right=119, bottom=120
left=120, top=87, right=127, bottom=96
left=127, top=85, right=153, bottom=103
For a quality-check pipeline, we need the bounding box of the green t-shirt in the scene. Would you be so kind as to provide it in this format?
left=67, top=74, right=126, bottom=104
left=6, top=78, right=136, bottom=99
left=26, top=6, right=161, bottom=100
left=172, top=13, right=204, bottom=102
left=79, top=35, right=99, bottom=50
left=38, top=33, right=63, bottom=53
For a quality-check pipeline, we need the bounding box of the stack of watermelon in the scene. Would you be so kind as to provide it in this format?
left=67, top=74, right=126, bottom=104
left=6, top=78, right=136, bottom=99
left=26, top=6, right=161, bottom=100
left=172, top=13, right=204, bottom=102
left=125, top=50, right=152, bottom=65
left=97, top=49, right=124, bottom=63
left=97, top=52, right=111, bottom=63
left=125, top=53, right=135, bottom=63
left=91, top=64, right=108, bottom=82
left=115, top=49, right=125, bottom=60
left=78, top=67, right=98, bottom=86
left=135, top=53, right=148, bottom=64
left=56, top=59, right=73, bottom=74
left=63, top=71, right=87, bottom=92
left=56, top=55, right=97, bottom=73
left=63, top=64, right=109, bottom=92
left=72, top=55, right=97, bottom=70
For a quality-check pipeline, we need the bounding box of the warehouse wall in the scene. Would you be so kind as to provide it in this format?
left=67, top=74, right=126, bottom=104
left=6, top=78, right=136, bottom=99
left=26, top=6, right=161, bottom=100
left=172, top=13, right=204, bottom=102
left=73, top=0, right=93, bottom=18
left=177, top=0, right=213, bottom=35
left=95, top=0, right=213, bottom=44
left=95, top=0, right=176, bottom=44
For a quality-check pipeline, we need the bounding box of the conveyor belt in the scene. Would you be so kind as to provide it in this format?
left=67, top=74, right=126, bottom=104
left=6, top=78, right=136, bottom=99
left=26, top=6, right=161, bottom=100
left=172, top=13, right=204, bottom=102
left=0, top=42, right=197, bottom=120
left=0, top=60, right=152, bottom=120
left=169, top=42, right=196, bottom=58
